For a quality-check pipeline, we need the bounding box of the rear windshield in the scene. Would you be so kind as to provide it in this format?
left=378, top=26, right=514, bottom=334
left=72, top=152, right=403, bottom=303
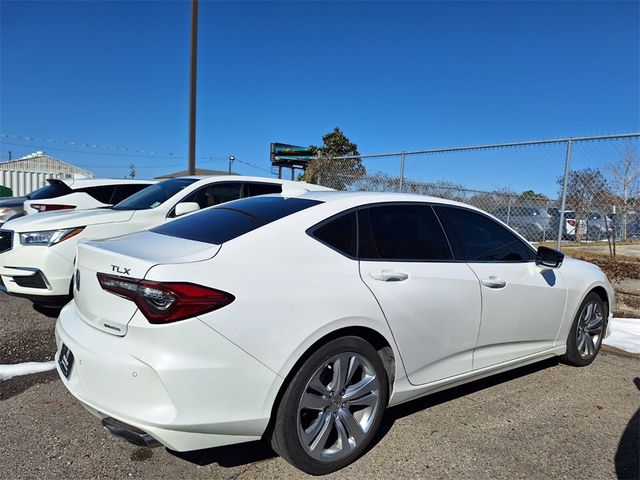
left=27, top=182, right=72, bottom=200
left=113, top=178, right=197, bottom=210
left=152, top=196, right=321, bottom=244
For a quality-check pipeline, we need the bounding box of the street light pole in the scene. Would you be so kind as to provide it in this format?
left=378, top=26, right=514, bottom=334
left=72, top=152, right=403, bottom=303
left=187, top=0, right=199, bottom=176
left=228, top=156, right=235, bottom=174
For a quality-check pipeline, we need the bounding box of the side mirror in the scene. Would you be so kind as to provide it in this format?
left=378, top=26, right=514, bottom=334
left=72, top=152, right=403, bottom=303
left=174, top=202, right=200, bottom=217
left=536, top=246, right=564, bottom=269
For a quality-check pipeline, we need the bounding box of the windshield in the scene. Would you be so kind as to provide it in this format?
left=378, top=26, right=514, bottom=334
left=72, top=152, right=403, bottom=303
left=112, top=178, right=197, bottom=211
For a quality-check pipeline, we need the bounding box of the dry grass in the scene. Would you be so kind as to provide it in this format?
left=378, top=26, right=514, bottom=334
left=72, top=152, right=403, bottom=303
left=564, top=250, right=640, bottom=282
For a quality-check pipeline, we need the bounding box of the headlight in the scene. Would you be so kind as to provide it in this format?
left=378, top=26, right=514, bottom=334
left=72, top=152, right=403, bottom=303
left=20, top=227, right=85, bottom=246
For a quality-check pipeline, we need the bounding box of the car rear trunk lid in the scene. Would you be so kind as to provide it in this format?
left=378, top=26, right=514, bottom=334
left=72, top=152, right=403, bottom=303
left=74, top=231, right=220, bottom=336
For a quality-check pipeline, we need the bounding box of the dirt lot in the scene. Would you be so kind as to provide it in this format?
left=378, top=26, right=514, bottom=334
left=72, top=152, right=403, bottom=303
left=1, top=295, right=639, bottom=480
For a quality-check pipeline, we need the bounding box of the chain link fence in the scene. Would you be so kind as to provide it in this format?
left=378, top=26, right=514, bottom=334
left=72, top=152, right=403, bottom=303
left=314, top=133, right=640, bottom=250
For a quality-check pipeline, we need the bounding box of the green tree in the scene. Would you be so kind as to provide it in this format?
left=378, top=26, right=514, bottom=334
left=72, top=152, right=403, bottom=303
left=520, top=190, right=548, bottom=201
left=301, top=128, right=365, bottom=190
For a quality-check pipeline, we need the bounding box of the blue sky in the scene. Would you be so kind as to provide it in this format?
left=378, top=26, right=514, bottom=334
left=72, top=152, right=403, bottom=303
left=1, top=0, right=638, bottom=192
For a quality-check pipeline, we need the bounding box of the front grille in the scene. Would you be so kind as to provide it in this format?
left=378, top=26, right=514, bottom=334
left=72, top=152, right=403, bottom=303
left=0, top=230, right=13, bottom=253
left=13, top=271, right=48, bottom=289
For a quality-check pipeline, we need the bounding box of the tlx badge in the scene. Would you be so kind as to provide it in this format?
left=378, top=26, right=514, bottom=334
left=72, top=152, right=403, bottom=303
left=111, top=265, right=131, bottom=275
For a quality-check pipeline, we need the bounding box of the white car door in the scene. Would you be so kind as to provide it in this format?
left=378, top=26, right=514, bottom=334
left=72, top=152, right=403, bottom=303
left=436, top=206, right=568, bottom=370
left=357, top=204, right=482, bottom=386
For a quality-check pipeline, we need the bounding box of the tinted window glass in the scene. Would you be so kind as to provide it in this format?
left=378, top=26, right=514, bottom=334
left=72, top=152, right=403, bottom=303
left=359, top=205, right=452, bottom=261
left=77, top=185, right=115, bottom=204
left=153, top=196, right=321, bottom=244
left=113, top=178, right=197, bottom=210
left=111, top=184, right=151, bottom=204
left=312, top=212, right=357, bottom=257
left=245, top=182, right=282, bottom=197
left=27, top=182, right=72, bottom=200
left=182, top=183, right=242, bottom=210
left=443, top=207, right=535, bottom=262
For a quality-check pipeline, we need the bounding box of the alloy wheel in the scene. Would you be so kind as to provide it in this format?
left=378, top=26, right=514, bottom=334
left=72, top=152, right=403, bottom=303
left=296, top=352, right=381, bottom=462
left=576, top=301, right=604, bottom=359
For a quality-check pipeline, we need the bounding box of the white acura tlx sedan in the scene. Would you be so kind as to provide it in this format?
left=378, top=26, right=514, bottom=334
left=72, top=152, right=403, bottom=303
left=55, top=191, right=613, bottom=475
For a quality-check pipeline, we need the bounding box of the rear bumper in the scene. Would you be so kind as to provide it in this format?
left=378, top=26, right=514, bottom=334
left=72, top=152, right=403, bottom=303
left=55, top=302, right=283, bottom=452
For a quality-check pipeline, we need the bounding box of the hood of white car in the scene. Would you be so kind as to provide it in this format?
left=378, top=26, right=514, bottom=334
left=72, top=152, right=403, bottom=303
left=1, top=208, right=135, bottom=232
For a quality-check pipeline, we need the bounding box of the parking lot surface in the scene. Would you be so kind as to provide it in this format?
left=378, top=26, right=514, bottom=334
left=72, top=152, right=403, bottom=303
left=1, top=294, right=638, bottom=479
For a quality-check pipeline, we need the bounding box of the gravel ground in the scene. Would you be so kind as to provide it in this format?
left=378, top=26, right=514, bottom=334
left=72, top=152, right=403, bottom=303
left=1, top=294, right=638, bottom=479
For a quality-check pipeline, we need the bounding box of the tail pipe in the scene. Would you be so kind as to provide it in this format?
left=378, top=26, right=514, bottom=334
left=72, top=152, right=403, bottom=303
left=101, top=417, right=162, bottom=448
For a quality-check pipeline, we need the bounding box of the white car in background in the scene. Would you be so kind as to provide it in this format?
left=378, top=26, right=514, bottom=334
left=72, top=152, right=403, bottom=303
left=0, top=176, right=331, bottom=305
left=23, top=178, right=155, bottom=214
left=55, top=191, right=613, bottom=474
left=0, top=196, right=27, bottom=227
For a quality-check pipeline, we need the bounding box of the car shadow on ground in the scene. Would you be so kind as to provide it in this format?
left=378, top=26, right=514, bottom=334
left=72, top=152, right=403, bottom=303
left=168, top=357, right=560, bottom=469
left=32, top=303, right=63, bottom=318
left=368, top=357, right=560, bottom=453
left=168, top=439, right=277, bottom=467
left=614, top=377, right=639, bottom=480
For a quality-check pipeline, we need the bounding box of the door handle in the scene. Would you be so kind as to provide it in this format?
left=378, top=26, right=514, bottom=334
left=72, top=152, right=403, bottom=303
left=369, top=270, right=409, bottom=282
left=481, top=276, right=507, bottom=289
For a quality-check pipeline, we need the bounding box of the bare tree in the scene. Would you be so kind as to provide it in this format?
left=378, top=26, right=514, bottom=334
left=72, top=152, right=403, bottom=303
left=559, top=168, right=610, bottom=242
left=607, top=143, right=640, bottom=240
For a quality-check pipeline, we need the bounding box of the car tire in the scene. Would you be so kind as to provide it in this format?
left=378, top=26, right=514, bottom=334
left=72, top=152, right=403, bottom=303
left=561, top=292, right=607, bottom=367
left=270, top=336, right=389, bottom=475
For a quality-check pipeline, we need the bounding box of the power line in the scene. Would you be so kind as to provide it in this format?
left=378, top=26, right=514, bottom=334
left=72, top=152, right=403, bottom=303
left=1, top=133, right=187, bottom=158
left=0, top=141, right=227, bottom=166
left=236, top=159, right=274, bottom=174
left=1, top=133, right=272, bottom=175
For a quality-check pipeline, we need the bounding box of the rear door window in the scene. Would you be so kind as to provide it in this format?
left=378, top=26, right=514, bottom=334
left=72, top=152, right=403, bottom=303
left=76, top=185, right=116, bottom=204
left=438, top=206, right=535, bottom=262
left=358, top=204, right=453, bottom=261
left=245, top=182, right=282, bottom=197
left=153, top=196, right=321, bottom=244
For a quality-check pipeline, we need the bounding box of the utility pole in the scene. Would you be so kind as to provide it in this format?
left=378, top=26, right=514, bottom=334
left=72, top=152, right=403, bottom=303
left=187, top=0, right=199, bottom=175
left=228, top=156, right=235, bottom=174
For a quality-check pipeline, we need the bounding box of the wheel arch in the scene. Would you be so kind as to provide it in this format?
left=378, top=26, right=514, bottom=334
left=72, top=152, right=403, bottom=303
left=262, top=324, right=398, bottom=440
left=590, top=285, right=609, bottom=309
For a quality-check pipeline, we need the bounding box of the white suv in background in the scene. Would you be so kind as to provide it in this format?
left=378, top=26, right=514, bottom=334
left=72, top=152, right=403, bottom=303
left=23, top=178, right=155, bottom=214
left=0, top=176, right=331, bottom=305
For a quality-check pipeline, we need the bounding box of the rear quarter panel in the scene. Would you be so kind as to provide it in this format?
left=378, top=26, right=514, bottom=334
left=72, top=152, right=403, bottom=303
left=144, top=203, right=406, bottom=384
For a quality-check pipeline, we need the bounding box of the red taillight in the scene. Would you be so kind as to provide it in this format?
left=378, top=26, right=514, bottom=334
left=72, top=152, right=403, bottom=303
left=96, top=273, right=235, bottom=324
left=567, top=219, right=576, bottom=226
left=32, top=204, right=76, bottom=212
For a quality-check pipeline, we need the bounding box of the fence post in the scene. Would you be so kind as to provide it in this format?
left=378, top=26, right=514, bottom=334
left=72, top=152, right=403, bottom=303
left=543, top=200, right=550, bottom=243
left=556, top=139, right=573, bottom=250
left=506, top=196, right=512, bottom=225
left=399, top=152, right=405, bottom=193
